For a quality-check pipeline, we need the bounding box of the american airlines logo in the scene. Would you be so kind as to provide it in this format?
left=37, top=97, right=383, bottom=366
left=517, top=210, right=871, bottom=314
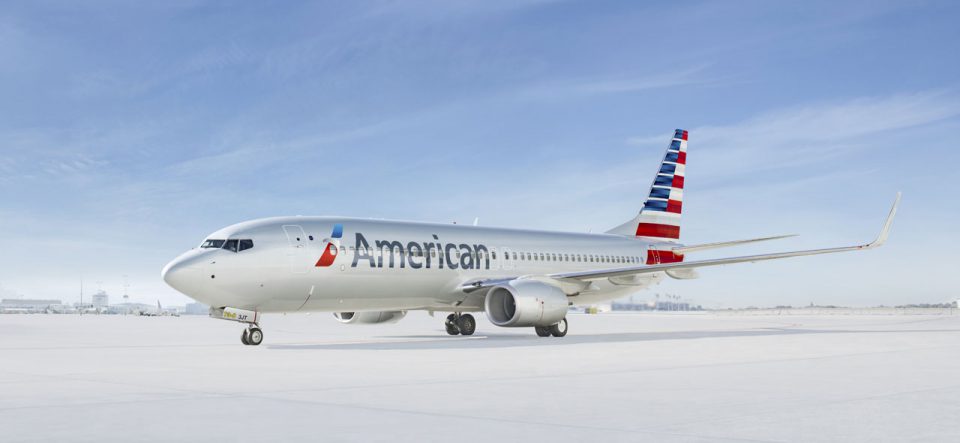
left=314, top=224, right=343, bottom=267
left=320, top=232, right=492, bottom=270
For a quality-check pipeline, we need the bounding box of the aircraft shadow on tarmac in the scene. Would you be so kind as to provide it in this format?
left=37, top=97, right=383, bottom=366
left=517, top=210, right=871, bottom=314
left=266, top=327, right=950, bottom=351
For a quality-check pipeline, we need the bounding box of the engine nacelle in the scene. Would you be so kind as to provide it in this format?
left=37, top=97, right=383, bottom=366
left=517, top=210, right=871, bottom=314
left=484, top=280, right=568, bottom=327
left=333, top=311, right=406, bottom=324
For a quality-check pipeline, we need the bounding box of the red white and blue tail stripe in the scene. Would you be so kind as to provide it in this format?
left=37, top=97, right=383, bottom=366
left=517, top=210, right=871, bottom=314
left=607, top=129, right=687, bottom=243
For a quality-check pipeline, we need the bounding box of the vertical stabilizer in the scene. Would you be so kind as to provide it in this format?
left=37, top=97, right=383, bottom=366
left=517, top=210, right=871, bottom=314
left=607, top=129, right=687, bottom=242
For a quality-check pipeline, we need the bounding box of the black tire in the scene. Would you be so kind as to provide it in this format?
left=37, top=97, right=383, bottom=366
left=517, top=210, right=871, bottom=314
left=534, top=326, right=552, bottom=337
left=458, top=314, right=476, bottom=336
left=241, top=329, right=250, bottom=345
left=445, top=314, right=460, bottom=335
left=247, top=327, right=263, bottom=346
left=445, top=322, right=460, bottom=335
left=549, top=318, right=568, bottom=337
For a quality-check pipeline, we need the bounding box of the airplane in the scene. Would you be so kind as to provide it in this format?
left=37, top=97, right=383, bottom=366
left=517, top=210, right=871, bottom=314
left=138, top=300, right=179, bottom=317
left=161, top=129, right=900, bottom=346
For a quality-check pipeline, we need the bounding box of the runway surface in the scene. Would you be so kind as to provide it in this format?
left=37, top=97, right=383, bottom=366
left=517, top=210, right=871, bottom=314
left=2, top=312, right=958, bottom=442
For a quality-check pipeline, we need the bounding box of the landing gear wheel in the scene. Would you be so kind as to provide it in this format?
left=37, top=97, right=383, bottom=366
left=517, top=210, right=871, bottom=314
left=445, top=314, right=460, bottom=336
left=445, top=322, right=460, bottom=335
left=457, top=314, right=476, bottom=336
left=549, top=318, right=568, bottom=337
left=534, top=326, right=552, bottom=337
left=247, top=327, right=263, bottom=346
left=241, top=329, right=250, bottom=345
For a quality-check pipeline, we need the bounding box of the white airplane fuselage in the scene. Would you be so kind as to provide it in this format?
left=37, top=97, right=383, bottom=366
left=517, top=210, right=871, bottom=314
left=162, top=217, right=663, bottom=314
left=161, top=129, right=897, bottom=345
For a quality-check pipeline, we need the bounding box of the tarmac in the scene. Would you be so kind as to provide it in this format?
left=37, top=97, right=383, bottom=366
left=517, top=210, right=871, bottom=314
left=2, top=311, right=958, bottom=442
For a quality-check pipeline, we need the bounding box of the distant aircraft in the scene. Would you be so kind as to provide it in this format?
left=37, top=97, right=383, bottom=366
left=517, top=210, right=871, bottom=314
left=138, top=300, right=178, bottom=317
left=162, top=129, right=900, bottom=346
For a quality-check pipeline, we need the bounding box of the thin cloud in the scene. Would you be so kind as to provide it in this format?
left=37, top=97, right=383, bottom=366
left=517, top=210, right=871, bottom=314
left=629, top=91, right=960, bottom=179
left=520, top=65, right=711, bottom=101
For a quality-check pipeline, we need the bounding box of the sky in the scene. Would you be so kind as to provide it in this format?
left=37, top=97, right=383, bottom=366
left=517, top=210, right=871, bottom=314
left=0, top=0, right=958, bottom=308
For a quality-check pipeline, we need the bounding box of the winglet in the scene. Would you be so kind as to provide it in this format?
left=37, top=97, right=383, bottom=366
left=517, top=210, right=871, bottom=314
left=864, top=192, right=901, bottom=249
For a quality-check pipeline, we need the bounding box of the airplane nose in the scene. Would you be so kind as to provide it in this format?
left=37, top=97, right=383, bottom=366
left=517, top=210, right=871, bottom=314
left=162, top=255, right=201, bottom=295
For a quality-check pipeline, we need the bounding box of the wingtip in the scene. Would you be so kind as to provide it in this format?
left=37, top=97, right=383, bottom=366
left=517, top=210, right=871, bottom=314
left=867, top=192, right=901, bottom=248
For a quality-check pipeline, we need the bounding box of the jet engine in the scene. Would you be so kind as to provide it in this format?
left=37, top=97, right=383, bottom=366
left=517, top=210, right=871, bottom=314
left=333, top=311, right=407, bottom=324
left=484, top=280, right=568, bottom=327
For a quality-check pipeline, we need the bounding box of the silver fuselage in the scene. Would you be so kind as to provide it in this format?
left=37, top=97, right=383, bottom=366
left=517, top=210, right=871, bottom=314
left=162, top=217, right=665, bottom=313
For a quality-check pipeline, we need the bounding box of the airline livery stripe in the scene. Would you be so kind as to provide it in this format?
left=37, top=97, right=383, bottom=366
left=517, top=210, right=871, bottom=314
left=644, top=200, right=669, bottom=211
left=649, top=187, right=672, bottom=199
left=664, top=152, right=687, bottom=165
left=646, top=249, right=684, bottom=265
left=666, top=199, right=682, bottom=214
left=654, top=175, right=674, bottom=187
left=672, top=175, right=684, bottom=188
left=659, top=163, right=676, bottom=175
left=636, top=223, right=680, bottom=239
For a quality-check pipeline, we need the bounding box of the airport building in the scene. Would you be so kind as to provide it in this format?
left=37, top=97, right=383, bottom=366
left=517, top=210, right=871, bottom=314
left=1, top=299, right=65, bottom=313
left=91, top=291, right=109, bottom=309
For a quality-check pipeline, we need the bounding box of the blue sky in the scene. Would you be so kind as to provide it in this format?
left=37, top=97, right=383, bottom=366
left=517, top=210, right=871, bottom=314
left=0, top=0, right=957, bottom=307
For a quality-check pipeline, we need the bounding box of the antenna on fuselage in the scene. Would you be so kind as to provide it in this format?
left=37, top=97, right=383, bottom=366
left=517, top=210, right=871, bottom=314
left=473, top=217, right=479, bottom=226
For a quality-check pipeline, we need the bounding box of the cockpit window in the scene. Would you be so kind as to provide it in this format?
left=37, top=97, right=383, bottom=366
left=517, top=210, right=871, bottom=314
left=201, top=239, right=225, bottom=248
left=203, top=238, right=253, bottom=252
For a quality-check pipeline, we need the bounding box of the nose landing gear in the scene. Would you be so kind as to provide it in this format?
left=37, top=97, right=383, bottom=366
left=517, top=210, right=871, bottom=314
left=241, top=325, right=263, bottom=346
left=444, top=313, right=476, bottom=336
left=209, top=307, right=263, bottom=346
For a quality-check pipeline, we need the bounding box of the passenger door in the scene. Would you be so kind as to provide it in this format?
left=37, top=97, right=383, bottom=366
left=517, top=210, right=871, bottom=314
left=281, top=225, right=309, bottom=274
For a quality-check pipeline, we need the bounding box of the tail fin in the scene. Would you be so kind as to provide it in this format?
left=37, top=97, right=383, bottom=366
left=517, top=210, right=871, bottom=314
left=607, top=128, right=687, bottom=241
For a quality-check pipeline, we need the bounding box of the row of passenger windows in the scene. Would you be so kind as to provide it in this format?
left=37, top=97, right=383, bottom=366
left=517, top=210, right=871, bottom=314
left=200, top=236, right=638, bottom=264
left=201, top=239, right=254, bottom=252
left=340, top=246, right=640, bottom=265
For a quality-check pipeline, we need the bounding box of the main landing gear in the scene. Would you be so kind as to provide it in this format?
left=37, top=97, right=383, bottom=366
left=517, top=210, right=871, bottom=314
left=241, top=324, right=263, bottom=346
left=534, top=318, right=568, bottom=338
left=444, top=313, right=476, bottom=336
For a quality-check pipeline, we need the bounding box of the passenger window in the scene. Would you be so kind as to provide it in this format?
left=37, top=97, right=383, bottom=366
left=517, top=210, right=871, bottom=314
left=238, top=239, right=254, bottom=251
left=223, top=239, right=239, bottom=252
left=512, top=252, right=517, bottom=260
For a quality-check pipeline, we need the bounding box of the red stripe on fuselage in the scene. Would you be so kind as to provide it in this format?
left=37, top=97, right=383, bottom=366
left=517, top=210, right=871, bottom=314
left=635, top=223, right=680, bottom=239
left=676, top=151, right=686, bottom=164
left=672, top=175, right=684, bottom=188
left=646, top=249, right=684, bottom=265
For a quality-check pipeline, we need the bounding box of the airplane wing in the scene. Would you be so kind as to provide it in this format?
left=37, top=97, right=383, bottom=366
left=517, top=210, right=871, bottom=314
left=670, top=234, right=795, bottom=255
left=460, top=193, right=899, bottom=292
